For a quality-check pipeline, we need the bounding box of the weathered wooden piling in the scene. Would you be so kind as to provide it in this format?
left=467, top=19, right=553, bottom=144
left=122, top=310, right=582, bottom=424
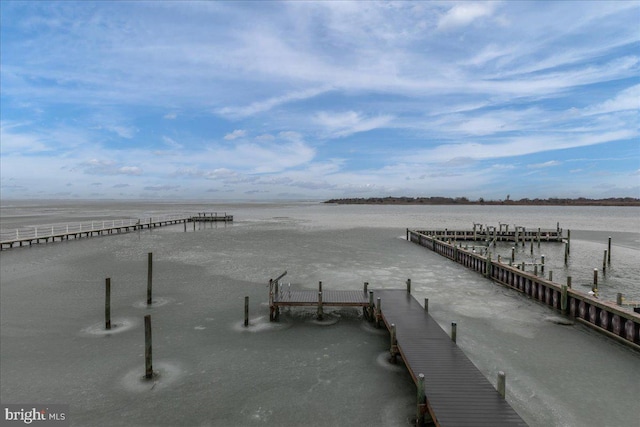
left=603, top=250, right=607, bottom=273
left=390, top=323, right=398, bottom=363
left=317, top=292, right=323, bottom=320
left=608, top=236, right=612, bottom=264
left=364, top=282, right=369, bottom=293
left=541, top=255, right=545, bottom=273
left=561, top=285, right=568, bottom=313
left=376, top=297, right=382, bottom=328
left=105, top=278, right=111, bottom=330
left=424, top=298, right=429, bottom=313
left=416, top=373, right=427, bottom=426
left=548, top=270, right=553, bottom=281
left=567, top=229, right=571, bottom=253
left=593, top=268, right=598, bottom=293
left=567, top=276, right=572, bottom=289
left=497, top=371, right=506, bottom=399
left=147, top=252, right=153, bottom=305
left=244, top=296, right=249, bottom=327
left=564, top=242, right=568, bottom=265
left=144, top=314, right=153, bottom=379
left=511, top=247, right=515, bottom=263
left=617, top=293, right=623, bottom=306
left=451, top=322, right=457, bottom=343
left=406, top=278, right=411, bottom=293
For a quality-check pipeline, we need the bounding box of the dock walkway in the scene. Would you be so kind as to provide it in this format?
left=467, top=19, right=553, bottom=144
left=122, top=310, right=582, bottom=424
left=0, top=212, right=233, bottom=250
left=375, top=289, right=527, bottom=426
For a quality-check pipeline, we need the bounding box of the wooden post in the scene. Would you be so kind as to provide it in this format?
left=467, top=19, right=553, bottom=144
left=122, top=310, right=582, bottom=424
left=564, top=242, right=568, bottom=265
left=485, top=252, right=491, bottom=278
left=390, top=323, right=398, bottom=364
left=144, top=315, right=153, bottom=379
left=376, top=297, right=382, bottom=328
left=406, top=278, right=411, bottom=294
left=416, top=373, right=426, bottom=426
left=541, top=255, right=545, bottom=273
left=424, top=298, right=429, bottom=313
left=244, top=296, right=249, bottom=327
left=147, top=252, right=153, bottom=305
left=548, top=270, right=553, bottom=281
left=451, top=322, right=457, bottom=343
left=497, top=371, right=506, bottom=399
left=368, top=291, right=374, bottom=320
left=317, top=292, right=323, bottom=320
left=193, top=220, right=195, bottom=231
left=530, top=239, right=533, bottom=254
left=561, top=285, right=568, bottom=313
left=567, top=276, right=572, bottom=289
left=511, top=247, right=515, bottom=263
left=592, top=269, right=598, bottom=293
left=184, top=221, right=186, bottom=232
left=364, top=282, right=369, bottom=293
left=608, top=236, right=612, bottom=264
left=534, top=264, right=538, bottom=276
left=105, top=278, right=111, bottom=330
left=567, top=229, right=571, bottom=254
left=318, top=281, right=322, bottom=293
left=603, top=250, right=607, bottom=273
left=537, top=228, right=541, bottom=247
left=616, top=293, right=623, bottom=306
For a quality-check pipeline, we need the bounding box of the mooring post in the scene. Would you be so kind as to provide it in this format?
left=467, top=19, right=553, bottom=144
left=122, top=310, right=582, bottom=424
left=497, top=371, right=506, bottom=399
left=193, top=220, right=196, bottom=231
left=317, top=292, right=323, bottom=320
left=368, top=291, right=374, bottom=319
left=144, top=314, right=153, bottom=379
left=105, top=278, right=111, bottom=330
left=561, top=285, right=568, bottom=313
left=406, top=278, right=411, bottom=294
left=603, top=250, right=607, bottom=273
left=451, top=322, right=457, bottom=343
left=530, top=239, right=533, bottom=255
left=424, top=298, right=429, bottom=313
left=511, top=247, right=515, bottom=263
left=537, top=228, right=541, bottom=247
left=608, top=236, right=612, bottom=264
left=390, top=323, right=398, bottom=364
left=318, top=281, right=322, bottom=293
left=541, top=255, right=545, bottom=273
left=548, top=270, right=553, bottom=281
left=416, top=373, right=427, bottom=427
left=567, top=276, right=572, bottom=289
left=567, top=229, right=571, bottom=254
left=364, top=282, right=369, bottom=293
left=616, top=293, right=623, bottom=306
left=534, top=264, right=538, bottom=276
left=184, top=221, right=186, bottom=232
left=592, top=268, right=598, bottom=293
left=244, top=296, right=249, bottom=327
left=564, top=242, right=568, bottom=265
left=376, top=297, right=382, bottom=328
left=485, top=252, right=492, bottom=278
left=147, top=252, right=153, bottom=305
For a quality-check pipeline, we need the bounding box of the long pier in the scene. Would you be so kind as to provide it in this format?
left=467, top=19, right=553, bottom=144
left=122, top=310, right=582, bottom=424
left=407, top=229, right=640, bottom=350
left=267, top=276, right=527, bottom=426
left=0, top=212, right=233, bottom=250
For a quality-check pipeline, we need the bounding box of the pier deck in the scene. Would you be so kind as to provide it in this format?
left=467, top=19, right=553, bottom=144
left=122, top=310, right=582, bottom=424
left=375, top=289, right=527, bottom=426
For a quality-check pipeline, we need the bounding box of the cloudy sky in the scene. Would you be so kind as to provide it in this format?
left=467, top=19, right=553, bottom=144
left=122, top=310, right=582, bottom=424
left=1, top=1, right=639, bottom=201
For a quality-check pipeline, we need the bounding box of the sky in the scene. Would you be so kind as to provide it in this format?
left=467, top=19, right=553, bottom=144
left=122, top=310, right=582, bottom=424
left=1, top=1, right=639, bottom=201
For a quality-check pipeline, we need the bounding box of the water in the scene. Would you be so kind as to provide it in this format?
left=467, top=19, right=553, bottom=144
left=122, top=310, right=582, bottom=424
left=1, top=201, right=639, bottom=426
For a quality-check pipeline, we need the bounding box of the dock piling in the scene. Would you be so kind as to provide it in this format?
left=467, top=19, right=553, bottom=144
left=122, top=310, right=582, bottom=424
left=317, top=292, right=323, bottom=320
left=376, top=297, right=382, bottom=328
left=567, top=276, right=572, bottom=289
left=147, top=252, right=153, bottom=305
left=144, top=314, right=153, bottom=379
left=561, top=285, right=568, bottom=313
left=497, top=371, right=506, bottom=399
left=244, top=296, right=249, bottom=327
left=364, top=282, right=369, bottom=293
left=416, top=373, right=427, bottom=426
left=406, top=278, right=411, bottom=294
left=105, top=278, right=111, bottom=330
left=603, top=250, right=607, bottom=273
left=593, top=269, right=598, bottom=294
left=617, top=293, right=623, bottom=306
left=608, top=236, right=612, bottom=264
left=451, top=322, right=457, bottom=343
left=424, top=298, right=429, bottom=313
left=390, top=323, right=398, bottom=363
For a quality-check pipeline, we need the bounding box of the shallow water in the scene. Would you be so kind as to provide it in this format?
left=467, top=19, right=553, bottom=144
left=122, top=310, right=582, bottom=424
left=1, top=201, right=639, bottom=426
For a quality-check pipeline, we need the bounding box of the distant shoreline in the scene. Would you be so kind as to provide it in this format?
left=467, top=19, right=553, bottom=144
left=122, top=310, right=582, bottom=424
left=324, top=197, right=640, bottom=206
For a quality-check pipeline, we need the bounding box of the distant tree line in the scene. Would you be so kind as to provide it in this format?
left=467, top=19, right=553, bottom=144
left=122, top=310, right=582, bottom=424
left=324, top=196, right=640, bottom=206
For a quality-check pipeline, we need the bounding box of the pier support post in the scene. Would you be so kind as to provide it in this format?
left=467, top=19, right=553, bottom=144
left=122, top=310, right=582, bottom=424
left=364, top=282, right=369, bottom=293
left=368, top=291, right=374, bottom=320
left=567, top=276, right=572, bottom=289
left=530, top=239, right=533, bottom=255
left=608, top=236, right=612, bottom=264
left=317, top=292, right=323, bottom=320
left=424, top=298, right=429, bottom=313
left=105, top=278, right=111, bottom=330
left=451, top=322, right=457, bottom=343
left=485, top=253, right=492, bottom=278
left=497, top=371, right=506, bottom=399
left=567, top=230, right=571, bottom=254
left=541, top=255, right=545, bottom=273
left=144, top=315, right=153, bottom=379
left=389, top=323, right=398, bottom=364
left=561, top=285, right=568, bottom=313
left=375, top=297, right=382, bottom=328
left=592, top=269, right=598, bottom=295
left=318, top=281, right=322, bottom=293
left=603, top=250, right=607, bottom=273
left=548, top=270, right=553, bottom=281
left=564, top=243, right=568, bottom=265
left=416, top=373, right=427, bottom=427
left=511, top=247, right=515, bottom=263
left=244, top=296, right=249, bottom=327
left=147, top=252, right=153, bottom=305
left=406, top=278, right=411, bottom=294
left=617, top=293, right=623, bottom=306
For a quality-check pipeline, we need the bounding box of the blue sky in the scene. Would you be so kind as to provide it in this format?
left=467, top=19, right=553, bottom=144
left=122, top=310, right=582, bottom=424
left=1, top=1, right=639, bottom=201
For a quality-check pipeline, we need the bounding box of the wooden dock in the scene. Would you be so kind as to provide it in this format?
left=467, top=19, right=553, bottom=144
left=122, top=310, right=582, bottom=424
left=0, top=212, right=233, bottom=250
left=375, top=289, right=527, bottom=427
left=414, top=224, right=564, bottom=243
left=267, top=275, right=527, bottom=426
left=407, top=229, right=640, bottom=350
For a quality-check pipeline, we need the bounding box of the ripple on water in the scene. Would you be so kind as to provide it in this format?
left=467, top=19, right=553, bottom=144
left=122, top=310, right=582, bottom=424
left=133, top=297, right=172, bottom=308
left=119, top=361, right=185, bottom=393
left=232, top=315, right=292, bottom=333
left=375, top=351, right=406, bottom=372
left=80, top=317, right=138, bottom=337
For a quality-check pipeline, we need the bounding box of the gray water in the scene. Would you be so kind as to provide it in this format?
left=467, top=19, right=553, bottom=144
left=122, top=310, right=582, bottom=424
left=1, top=201, right=639, bottom=426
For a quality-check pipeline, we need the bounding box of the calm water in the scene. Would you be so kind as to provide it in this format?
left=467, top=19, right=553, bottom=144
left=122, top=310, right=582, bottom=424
left=1, top=201, right=639, bottom=426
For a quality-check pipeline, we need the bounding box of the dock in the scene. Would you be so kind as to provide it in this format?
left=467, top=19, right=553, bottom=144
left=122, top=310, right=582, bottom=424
left=0, top=212, right=233, bottom=250
left=267, top=274, right=527, bottom=426
left=407, top=228, right=640, bottom=350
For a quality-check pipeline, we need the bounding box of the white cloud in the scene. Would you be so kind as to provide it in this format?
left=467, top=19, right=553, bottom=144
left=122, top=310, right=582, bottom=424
left=224, top=129, right=247, bottom=140
left=437, top=2, right=498, bottom=31
left=314, top=111, right=394, bottom=138
left=528, top=160, right=561, bottom=169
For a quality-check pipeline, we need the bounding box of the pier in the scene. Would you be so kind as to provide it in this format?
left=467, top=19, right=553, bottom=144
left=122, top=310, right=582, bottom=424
left=407, top=229, right=640, bottom=350
left=0, top=213, right=233, bottom=250
left=268, top=275, right=527, bottom=426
